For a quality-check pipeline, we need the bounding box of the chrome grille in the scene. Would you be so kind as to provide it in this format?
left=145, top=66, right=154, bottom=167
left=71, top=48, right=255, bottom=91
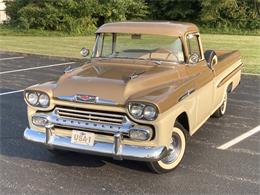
left=55, top=106, right=125, bottom=125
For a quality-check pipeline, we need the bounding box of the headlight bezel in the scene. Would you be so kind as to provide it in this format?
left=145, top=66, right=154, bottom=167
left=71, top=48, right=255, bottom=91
left=128, top=103, right=145, bottom=119
left=38, top=93, right=50, bottom=107
left=24, top=90, right=50, bottom=108
left=143, top=105, right=157, bottom=120
left=128, top=102, right=159, bottom=121
left=27, top=92, right=38, bottom=105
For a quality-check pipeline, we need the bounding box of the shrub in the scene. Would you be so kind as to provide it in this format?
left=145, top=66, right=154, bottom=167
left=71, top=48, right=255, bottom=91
left=5, top=0, right=148, bottom=35
left=199, top=0, right=260, bottom=31
left=146, top=0, right=259, bottom=32
left=146, top=0, right=201, bottom=22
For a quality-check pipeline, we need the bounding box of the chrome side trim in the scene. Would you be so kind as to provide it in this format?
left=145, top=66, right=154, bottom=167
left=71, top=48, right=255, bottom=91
left=178, top=88, right=195, bottom=102
left=217, top=64, right=242, bottom=88
left=24, top=128, right=167, bottom=162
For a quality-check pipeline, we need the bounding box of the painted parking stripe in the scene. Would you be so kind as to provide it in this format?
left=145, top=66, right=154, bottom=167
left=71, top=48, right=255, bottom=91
left=0, top=89, right=24, bottom=96
left=0, top=56, right=25, bottom=61
left=0, top=62, right=76, bottom=75
left=217, top=125, right=260, bottom=150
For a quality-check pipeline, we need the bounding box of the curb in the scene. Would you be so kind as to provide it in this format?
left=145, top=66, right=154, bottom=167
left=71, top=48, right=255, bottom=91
left=242, top=73, right=260, bottom=76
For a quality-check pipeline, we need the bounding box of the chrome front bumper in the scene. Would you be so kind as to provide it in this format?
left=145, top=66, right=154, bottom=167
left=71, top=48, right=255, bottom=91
left=24, top=127, right=168, bottom=162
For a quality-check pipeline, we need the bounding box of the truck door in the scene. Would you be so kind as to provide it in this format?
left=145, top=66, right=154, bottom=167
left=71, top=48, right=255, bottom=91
left=185, top=33, right=215, bottom=129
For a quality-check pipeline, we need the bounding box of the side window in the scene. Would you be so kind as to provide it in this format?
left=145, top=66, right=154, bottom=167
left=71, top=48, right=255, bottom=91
left=96, top=34, right=103, bottom=57
left=170, top=38, right=184, bottom=63
left=102, top=34, right=113, bottom=57
left=187, top=34, right=202, bottom=59
left=96, top=33, right=113, bottom=57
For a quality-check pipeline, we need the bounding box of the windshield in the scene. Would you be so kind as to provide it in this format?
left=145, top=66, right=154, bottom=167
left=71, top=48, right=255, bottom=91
left=94, top=33, right=184, bottom=63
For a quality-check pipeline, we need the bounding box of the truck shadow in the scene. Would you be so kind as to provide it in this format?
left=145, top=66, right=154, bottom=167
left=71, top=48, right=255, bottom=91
left=0, top=138, right=151, bottom=173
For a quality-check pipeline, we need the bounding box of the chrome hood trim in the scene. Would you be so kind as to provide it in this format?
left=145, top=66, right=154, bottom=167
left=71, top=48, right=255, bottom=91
left=56, top=95, right=118, bottom=106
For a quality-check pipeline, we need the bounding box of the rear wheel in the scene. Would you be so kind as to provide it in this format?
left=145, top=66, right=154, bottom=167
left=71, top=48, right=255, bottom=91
left=147, top=122, right=187, bottom=174
left=212, top=92, right=227, bottom=118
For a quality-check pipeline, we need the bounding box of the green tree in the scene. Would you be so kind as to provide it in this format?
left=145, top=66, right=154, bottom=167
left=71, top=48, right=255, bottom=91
left=146, top=0, right=259, bottom=31
left=5, top=0, right=148, bottom=34
left=200, top=0, right=260, bottom=30
left=146, top=0, right=201, bottom=22
left=95, top=0, right=148, bottom=26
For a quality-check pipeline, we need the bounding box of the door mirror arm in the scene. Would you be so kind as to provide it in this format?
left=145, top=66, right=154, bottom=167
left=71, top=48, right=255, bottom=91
left=207, top=62, right=215, bottom=71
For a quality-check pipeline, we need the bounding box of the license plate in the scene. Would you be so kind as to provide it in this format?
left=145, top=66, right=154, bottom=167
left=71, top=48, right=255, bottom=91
left=71, top=130, right=95, bottom=146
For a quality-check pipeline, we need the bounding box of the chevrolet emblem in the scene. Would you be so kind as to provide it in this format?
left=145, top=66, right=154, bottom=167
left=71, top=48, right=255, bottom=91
left=74, top=95, right=97, bottom=104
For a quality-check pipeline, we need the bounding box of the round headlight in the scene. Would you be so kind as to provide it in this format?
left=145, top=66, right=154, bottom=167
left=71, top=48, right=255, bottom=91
left=39, top=94, right=49, bottom=107
left=143, top=105, right=157, bottom=120
left=27, top=92, right=38, bottom=105
left=130, top=104, right=144, bottom=118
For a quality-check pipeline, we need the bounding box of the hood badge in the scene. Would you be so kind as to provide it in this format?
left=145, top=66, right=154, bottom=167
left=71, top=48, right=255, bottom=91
left=74, top=94, right=98, bottom=104
left=56, top=95, right=117, bottom=106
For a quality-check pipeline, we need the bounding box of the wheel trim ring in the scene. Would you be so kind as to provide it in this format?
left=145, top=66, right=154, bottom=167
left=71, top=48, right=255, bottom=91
left=161, top=132, right=182, bottom=164
left=220, top=94, right=227, bottom=114
left=157, top=128, right=186, bottom=170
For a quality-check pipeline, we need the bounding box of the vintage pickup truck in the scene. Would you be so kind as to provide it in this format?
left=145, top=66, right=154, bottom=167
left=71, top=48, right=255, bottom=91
left=23, top=21, right=242, bottom=173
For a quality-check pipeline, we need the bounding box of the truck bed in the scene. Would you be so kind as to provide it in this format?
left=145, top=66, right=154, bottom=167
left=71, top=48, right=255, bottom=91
left=214, top=50, right=241, bottom=76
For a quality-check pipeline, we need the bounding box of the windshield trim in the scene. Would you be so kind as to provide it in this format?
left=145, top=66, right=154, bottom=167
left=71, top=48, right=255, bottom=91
left=91, top=56, right=180, bottom=65
left=93, top=33, right=185, bottom=64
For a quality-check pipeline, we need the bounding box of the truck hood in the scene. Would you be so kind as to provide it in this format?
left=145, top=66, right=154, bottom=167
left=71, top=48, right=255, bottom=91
left=53, top=61, right=182, bottom=105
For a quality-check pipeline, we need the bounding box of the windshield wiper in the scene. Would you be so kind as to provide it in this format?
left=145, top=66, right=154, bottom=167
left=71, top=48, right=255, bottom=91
left=96, top=56, right=162, bottom=65
left=139, top=58, right=162, bottom=65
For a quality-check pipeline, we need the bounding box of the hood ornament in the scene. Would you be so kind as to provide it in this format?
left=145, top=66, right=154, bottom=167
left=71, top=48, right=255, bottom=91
left=128, top=71, right=145, bottom=80
left=64, top=65, right=73, bottom=73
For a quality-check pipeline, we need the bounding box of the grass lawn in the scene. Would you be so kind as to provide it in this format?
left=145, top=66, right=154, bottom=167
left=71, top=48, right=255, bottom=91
left=0, top=34, right=259, bottom=74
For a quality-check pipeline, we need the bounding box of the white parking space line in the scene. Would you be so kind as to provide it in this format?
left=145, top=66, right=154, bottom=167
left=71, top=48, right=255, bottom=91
left=217, top=125, right=260, bottom=150
left=0, top=89, right=24, bottom=96
left=0, top=62, right=76, bottom=75
left=0, top=56, right=25, bottom=61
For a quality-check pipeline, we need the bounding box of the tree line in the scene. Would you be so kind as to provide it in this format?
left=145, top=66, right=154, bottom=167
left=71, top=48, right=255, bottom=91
left=5, top=0, right=260, bottom=35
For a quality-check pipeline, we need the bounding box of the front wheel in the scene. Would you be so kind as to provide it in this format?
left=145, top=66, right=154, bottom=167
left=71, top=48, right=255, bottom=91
left=147, top=122, right=187, bottom=174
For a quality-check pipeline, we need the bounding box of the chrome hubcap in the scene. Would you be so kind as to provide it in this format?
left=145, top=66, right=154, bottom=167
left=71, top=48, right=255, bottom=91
left=220, top=95, right=227, bottom=114
left=161, top=132, right=182, bottom=164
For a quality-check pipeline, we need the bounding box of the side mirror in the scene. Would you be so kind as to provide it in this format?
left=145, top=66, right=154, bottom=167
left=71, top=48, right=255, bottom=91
left=189, top=53, right=199, bottom=64
left=204, top=50, right=218, bottom=70
left=80, top=47, right=89, bottom=57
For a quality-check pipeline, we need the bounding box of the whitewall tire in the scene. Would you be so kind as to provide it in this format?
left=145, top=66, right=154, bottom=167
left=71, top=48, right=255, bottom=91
left=212, top=92, right=227, bottom=118
left=147, top=122, right=187, bottom=173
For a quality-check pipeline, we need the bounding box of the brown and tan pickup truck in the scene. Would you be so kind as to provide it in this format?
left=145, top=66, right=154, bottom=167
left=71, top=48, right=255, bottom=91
left=23, top=21, right=242, bottom=173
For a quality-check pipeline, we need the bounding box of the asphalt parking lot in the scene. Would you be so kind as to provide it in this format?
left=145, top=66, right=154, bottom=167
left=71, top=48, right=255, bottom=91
left=0, top=52, right=259, bottom=194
